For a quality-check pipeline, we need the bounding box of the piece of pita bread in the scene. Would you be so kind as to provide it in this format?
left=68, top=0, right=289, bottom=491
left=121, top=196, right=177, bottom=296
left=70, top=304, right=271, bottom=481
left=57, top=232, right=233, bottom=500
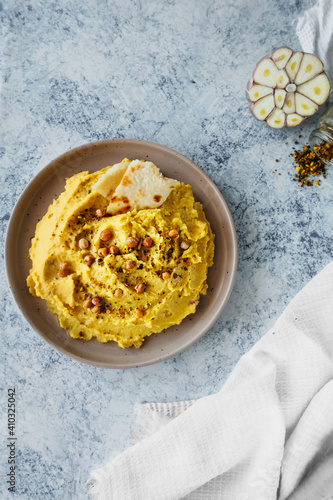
left=106, top=160, right=178, bottom=215
left=92, top=160, right=130, bottom=199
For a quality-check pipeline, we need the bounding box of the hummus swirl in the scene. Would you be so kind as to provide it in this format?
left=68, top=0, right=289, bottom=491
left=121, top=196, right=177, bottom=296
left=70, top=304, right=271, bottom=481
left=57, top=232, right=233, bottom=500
left=27, top=167, right=215, bottom=348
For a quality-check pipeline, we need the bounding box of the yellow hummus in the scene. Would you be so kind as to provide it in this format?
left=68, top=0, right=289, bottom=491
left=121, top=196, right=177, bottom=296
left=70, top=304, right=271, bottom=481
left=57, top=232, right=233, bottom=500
left=27, top=165, right=215, bottom=348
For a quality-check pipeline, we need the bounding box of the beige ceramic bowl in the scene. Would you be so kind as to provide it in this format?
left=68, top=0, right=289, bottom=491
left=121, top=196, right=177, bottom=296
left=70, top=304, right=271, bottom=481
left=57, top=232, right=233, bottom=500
left=6, top=139, right=237, bottom=368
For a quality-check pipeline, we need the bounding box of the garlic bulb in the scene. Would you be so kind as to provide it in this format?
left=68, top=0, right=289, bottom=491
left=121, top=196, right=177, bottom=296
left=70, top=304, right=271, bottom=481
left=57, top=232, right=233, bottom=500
left=247, top=47, right=331, bottom=128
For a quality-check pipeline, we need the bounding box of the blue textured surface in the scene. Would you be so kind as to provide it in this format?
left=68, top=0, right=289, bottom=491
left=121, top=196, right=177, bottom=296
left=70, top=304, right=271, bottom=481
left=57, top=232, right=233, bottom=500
left=1, top=0, right=331, bottom=498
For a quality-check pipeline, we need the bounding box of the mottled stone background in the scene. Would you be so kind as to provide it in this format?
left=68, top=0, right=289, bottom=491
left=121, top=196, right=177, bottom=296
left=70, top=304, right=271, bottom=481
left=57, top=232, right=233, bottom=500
left=1, top=0, right=331, bottom=498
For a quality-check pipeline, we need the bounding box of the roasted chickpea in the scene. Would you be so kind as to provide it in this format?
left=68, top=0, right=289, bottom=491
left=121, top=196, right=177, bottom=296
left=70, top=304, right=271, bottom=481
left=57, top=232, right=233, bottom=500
left=98, top=247, right=109, bottom=257
left=113, top=288, right=123, bottom=298
left=58, top=262, right=70, bottom=278
left=109, top=245, right=120, bottom=255
left=134, top=308, right=144, bottom=319
left=180, top=241, right=190, bottom=250
left=83, top=298, right=93, bottom=308
left=96, top=208, right=106, bottom=218
left=100, top=229, right=112, bottom=242
left=92, top=305, right=101, bottom=314
left=84, top=254, right=95, bottom=266
left=92, top=296, right=104, bottom=306
left=134, top=283, right=145, bottom=294
left=125, top=260, right=136, bottom=270
left=168, top=229, right=178, bottom=239
left=126, top=236, right=139, bottom=248
left=78, top=238, right=89, bottom=250
left=142, top=237, right=153, bottom=248
left=162, top=272, right=171, bottom=280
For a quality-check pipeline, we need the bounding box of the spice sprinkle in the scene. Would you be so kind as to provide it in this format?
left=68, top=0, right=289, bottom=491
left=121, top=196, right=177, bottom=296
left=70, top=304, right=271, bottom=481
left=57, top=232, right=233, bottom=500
left=291, top=141, right=333, bottom=187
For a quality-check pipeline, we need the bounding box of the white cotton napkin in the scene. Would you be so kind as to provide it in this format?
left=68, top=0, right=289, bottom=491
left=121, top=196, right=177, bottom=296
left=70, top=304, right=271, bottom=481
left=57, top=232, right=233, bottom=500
left=89, top=261, right=333, bottom=500
left=296, top=0, right=333, bottom=82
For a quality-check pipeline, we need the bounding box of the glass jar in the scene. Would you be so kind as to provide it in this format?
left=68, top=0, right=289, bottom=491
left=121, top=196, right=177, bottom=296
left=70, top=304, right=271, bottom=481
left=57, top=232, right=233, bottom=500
left=309, top=100, right=333, bottom=164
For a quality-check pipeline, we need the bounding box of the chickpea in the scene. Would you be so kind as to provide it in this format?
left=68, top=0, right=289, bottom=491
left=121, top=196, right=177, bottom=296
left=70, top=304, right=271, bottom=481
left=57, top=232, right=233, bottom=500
left=126, top=236, right=139, bottom=248
left=84, top=254, right=95, bottom=266
left=134, top=283, right=145, bottom=294
left=58, top=262, right=70, bottom=278
left=58, top=270, right=68, bottom=278
left=100, top=229, right=112, bottom=242
left=134, top=308, right=144, bottom=319
left=113, top=288, right=123, bottom=298
left=92, top=296, right=104, bottom=306
left=109, top=245, right=120, bottom=255
left=78, top=238, right=89, bottom=250
left=168, top=229, right=178, bottom=239
left=162, top=272, right=171, bottom=280
left=125, top=260, right=136, bottom=270
left=180, top=241, right=190, bottom=250
left=83, top=298, right=93, bottom=308
left=96, top=208, right=106, bottom=218
left=92, top=305, right=101, bottom=314
left=142, top=237, right=153, bottom=248
left=98, top=247, right=109, bottom=257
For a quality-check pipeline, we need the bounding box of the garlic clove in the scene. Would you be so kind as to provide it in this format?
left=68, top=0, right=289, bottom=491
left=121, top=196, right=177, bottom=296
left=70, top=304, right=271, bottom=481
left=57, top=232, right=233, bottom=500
left=276, top=69, right=290, bottom=89
left=295, top=93, right=318, bottom=116
left=274, top=89, right=287, bottom=108
left=252, top=94, right=275, bottom=120
left=286, top=113, right=304, bottom=127
left=247, top=83, right=273, bottom=102
left=253, top=58, right=279, bottom=87
left=294, top=53, right=323, bottom=85
left=266, top=108, right=286, bottom=128
left=271, top=47, right=293, bottom=69
left=285, top=51, right=303, bottom=81
left=282, top=92, right=296, bottom=114
left=297, top=73, right=331, bottom=105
